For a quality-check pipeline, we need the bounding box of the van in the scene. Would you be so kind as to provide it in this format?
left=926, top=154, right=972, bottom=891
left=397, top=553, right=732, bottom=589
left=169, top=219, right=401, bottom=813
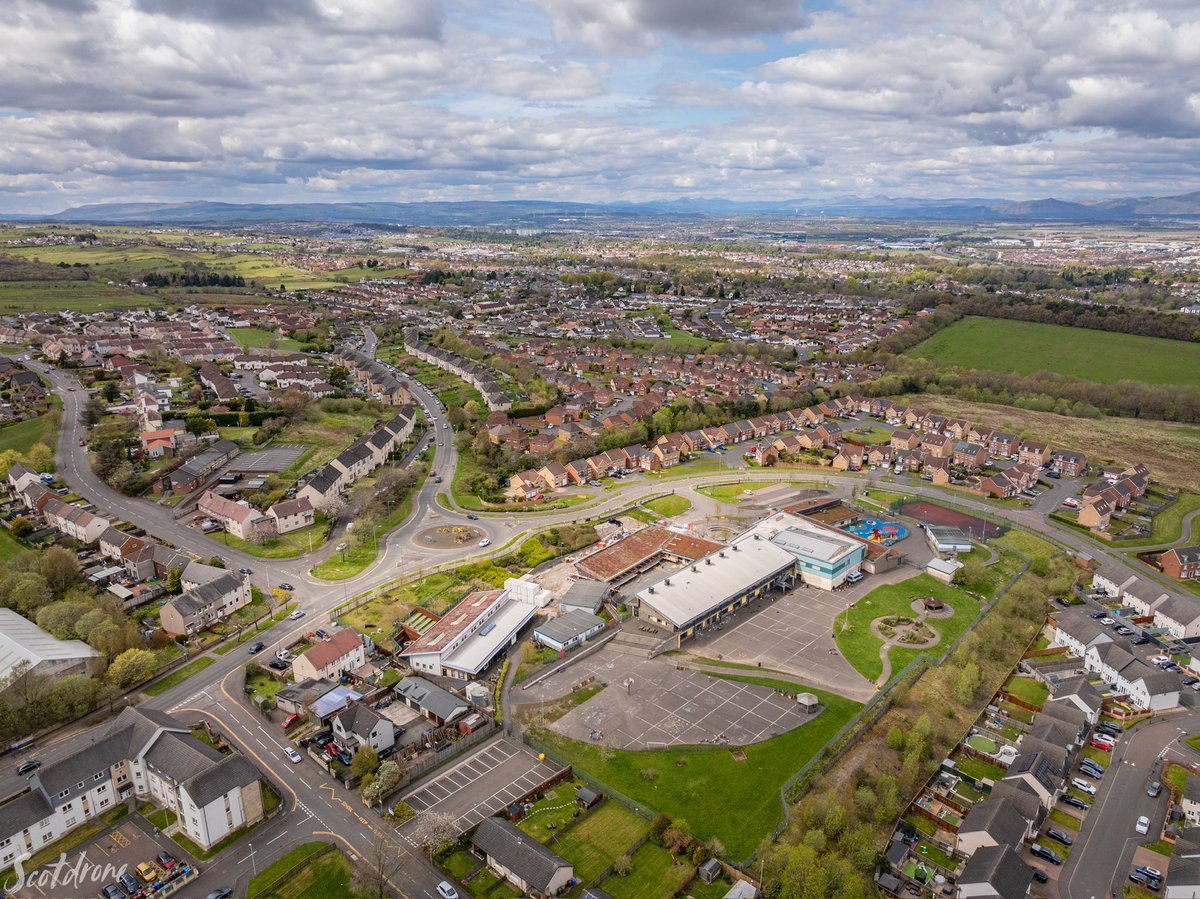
left=845, top=571, right=864, bottom=586
left=8, top=737, right=36, bottom=755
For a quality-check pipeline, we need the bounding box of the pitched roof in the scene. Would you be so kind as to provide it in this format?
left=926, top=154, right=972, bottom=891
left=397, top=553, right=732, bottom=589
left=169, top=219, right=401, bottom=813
left=959, top=798, right=1030, bottom=846
left=395, top=676, right=468, bottom=723
left=471, top=818, right=571, bottom=893
left=182, top=754, right=260, bottom=807
left=303, top=629, right=362, bottom=670
left=960, top=844, right=1034, bottom=899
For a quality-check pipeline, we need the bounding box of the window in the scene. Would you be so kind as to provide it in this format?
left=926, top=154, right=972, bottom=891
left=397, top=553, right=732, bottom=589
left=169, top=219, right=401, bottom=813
left=94, top=772, right=104, bottom=781
left=57, top=790, right=69, bottom=799
left=64, top=818, right=76, bottom=828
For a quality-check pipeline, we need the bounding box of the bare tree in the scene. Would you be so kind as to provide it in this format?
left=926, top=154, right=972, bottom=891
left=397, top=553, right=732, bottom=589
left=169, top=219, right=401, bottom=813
left=352, top=832, right=404, bottom=899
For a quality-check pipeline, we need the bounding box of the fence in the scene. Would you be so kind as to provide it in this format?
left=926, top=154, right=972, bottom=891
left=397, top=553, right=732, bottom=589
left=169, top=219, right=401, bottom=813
left=245, top=843, right=335, bottom=897
left=519, top=731, right=657, bottom=824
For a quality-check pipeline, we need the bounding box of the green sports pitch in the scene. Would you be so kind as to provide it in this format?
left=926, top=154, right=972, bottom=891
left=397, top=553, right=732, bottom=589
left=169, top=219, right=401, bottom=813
left=910, top=317, right=1200, bottom=388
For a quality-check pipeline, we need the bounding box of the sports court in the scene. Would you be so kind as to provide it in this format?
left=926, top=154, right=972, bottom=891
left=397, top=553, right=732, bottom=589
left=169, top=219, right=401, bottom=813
left=899, top=502, right=1005, bottom=539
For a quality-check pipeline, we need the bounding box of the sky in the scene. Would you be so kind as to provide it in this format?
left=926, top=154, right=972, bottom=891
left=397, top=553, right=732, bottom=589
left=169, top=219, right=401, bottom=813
left=2, top=0, right=1199, bottom=213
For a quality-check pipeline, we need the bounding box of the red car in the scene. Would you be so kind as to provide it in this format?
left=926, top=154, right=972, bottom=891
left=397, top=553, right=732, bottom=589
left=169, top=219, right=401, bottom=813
left=282, top=714, right=300, bottom=729
left=1090, top=740, right=1113, bottom=752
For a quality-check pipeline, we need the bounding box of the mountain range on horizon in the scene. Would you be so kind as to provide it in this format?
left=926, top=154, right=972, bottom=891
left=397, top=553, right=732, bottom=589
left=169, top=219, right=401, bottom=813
left=6, top=190, right=1200, bottom=227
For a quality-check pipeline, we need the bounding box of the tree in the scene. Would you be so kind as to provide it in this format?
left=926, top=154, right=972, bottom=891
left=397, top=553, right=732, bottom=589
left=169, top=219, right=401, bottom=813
left=41, top=546, right=80, bottom=595
left=238, top=410, right=250, bottom=427
left=612, top=855, right=632, bottom=876
left=954, top=661, right=983, bottom=705
left=27, top=442, right=54, bottom=473
left=208, top=557, right=226, bottom=569
left=106, top=648, right=158, bottom=688
left=82, top=395, right=107, bottom=427
left=409, top=811, right=458, bottom=856
left=10, top=517, right=32, bottom=539
left=0, top=449, right=24, bottom=480
left=362, top=760, right=403, bottom=806
left=955, top=557, right=989, bottom=592
left=165, top=567, right=183, bottom=595
left=352, top=833, right=404, bottom=899
left=36, top=599, right=92, bottom=639
left=49, top=675, right=100, bottom=721
left=352, top=746, right=380, bottom=779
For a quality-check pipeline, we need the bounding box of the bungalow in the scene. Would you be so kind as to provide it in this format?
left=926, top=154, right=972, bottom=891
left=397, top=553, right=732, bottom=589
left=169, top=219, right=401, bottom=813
left=394, top=676, right=468, bottom=726
left=471, top=818, right=574, bottom=899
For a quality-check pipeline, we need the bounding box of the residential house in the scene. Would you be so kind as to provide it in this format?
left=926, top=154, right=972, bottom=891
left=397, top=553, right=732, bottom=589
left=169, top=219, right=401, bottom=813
left=507, top=470, right=543, bottom=500
left=538, top=463, right=569, bottom=491
left=159, top=571, right=252, bottom=636
left=953, top=443, right=988, bottom=470
left=268, top=497, right=315, bottom=535
left=956, top=798, right=1033, bottom=858
left=1162, top=547, right=1200, bottom=582
left=394, top=676, right=468, bottom=726
left=471, top=818, right=574, bottom=899
left=331, top=703, right=396, bottom=755
left=1001, top=751, right=1062, bottom=808
left=988, top=433, right=1018, bottom=459
left=1077, top=497, right=1112, bottom=530
left=956, top=844, right=1035, bottom=899
left=291, top=629, right=366, bottom=682
left=1018, top=441, right=1051, bottom=466
left=1051, top=451, right=1088, bottom=478
left=197, top=490, right=273, bottom=541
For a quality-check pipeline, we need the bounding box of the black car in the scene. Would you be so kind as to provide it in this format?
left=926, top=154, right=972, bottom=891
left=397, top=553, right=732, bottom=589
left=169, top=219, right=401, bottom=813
left=204, top=890, right=233, bottom=899
left=466, top=514, right=479, bottom=520
left=1098, top=721, right=1124, bottom=733
left=1031, top=843, right=1063, bottom=865
left=1091, top=610, right=1106, bottom=619
left=1032, top=869, right=1048, bottom=884
left=248, top=642, right=265, bottom=655
left=118, top=872, right=141, bottom=895
left=1055, top=597, right=1071, bottom=608
left=1133, top=636, right=1151, bottom=645
left=1062, top=795, right=1090, bottom=810
left=17, top=759, right=41, bottom=776
left=102, top=884, right=125, bottom=899
left=1046, top=828, right=1073, bottom=847
left=1185, top=677, right=1199, bottom=687
left=268, top=659, right=289, bottom=671
left=239, top=567, right=253, bottom=575
left=1130, top=872, right=1161, bottom=891
left=278, top=583, right=295, bottom=592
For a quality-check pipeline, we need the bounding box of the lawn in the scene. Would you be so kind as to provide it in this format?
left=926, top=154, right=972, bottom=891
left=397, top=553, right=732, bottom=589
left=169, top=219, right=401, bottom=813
left=248, top=842, right=332, bottom=898
left=644, top=495, right=691, bottom=518
left=0, top=527, right=28, bottom=562
left=551, top=801, right=649, bottom=885
left=597, top=842, right=693, bottom=899
left=254, top=846, right=358, bottom=899
left=1050, top=808, right=1083, bottom=831
left=698, top=481, right=784, bottom=503
left=834, top=574, right=980, bottom=683
left=0, top=412, right=55, bottom=455
left=910, top=316, right=1200, bottom=388
left=209, top=530, right=303, bottom=559
left=533, top=677, right=862, bottom=860
left=0, top=822, right=103, bottom=889
left=227, top=327, right=305, bottom=351
left=517, top=781, right=581, bottom=841
left=144, top=656, right=215, bottom=697
left=0, top=280, right=153, bottom=313
left=1118, top=492, right=1200, bottom=547
left=1003, top=676, right=1049, bottom=708
left=952, top=754, right=1006, bottom=782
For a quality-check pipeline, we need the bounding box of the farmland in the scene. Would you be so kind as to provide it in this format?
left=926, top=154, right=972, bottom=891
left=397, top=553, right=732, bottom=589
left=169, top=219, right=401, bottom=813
left=0, top=280, right=154, bottom=313
left=911, top=317, right=1200, bottom=388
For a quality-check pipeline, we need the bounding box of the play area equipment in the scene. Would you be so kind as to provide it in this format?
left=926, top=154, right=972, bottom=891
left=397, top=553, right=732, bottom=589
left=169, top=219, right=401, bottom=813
left=843, top=517, right=909, bottom=546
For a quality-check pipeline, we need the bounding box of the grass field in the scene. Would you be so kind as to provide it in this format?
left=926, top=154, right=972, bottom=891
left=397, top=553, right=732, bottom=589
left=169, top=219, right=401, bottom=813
left=698, top=481, right=783, bottom=503
left=144, top=656, right=215, bottom=696
left=228, top=328, right=305, bottom=351
left=892, top=394, right=1200, bottom=491
left=598, top=842, right=693, bottom=899
left=1118, top=492, right=1200, bottom=547
left=209, top=530, right=303, bottom=559
left=644, top=495, right=691, bottom=518
left=0, top=528, right=29, bottom=562
left=0, top=280, right=154, bottom=313
left=911, top=317, right=1200, bottom=387
left=533, top=678, right=861, bottom=860
left=834, top=574, right=980, bottom=683
left=0, top=413, right=55, bottom=455
left=251, top=844, right=356, bottom=899
left=552, top=801, right=649, bottom=885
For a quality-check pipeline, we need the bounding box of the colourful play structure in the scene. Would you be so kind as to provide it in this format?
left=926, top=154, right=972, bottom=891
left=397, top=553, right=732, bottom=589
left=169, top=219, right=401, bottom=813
left=842, top=518, right=909, bottom=546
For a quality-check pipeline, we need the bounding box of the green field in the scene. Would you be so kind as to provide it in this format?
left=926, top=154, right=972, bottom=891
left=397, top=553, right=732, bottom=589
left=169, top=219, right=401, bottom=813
left=911, top=317, right=1200, bottom=387
left=228, top=328, right=305, bottom=351
left=552, top=801, right=649, bottom=884
left=834, top=574, right=980, bottom=683
left=644, top=495, right=691, bottom=518
left=533, top=678, right=861, bottom=860
left=598, top=842, right=694, bottom=899
left=0, top=413, right=55, bottom=455
left=0, top=280, right=154, bottom=313
left=144, top=656, right=215, bottom=696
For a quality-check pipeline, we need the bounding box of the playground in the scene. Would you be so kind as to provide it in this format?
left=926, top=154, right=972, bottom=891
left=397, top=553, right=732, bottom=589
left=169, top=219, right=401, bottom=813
left=843, top=517, right=909, bottom=545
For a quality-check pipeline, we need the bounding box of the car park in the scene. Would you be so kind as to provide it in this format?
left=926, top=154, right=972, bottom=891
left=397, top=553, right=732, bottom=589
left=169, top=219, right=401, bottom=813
left=1136, top=815, right=1151, bottom=835
left=1030, top=844, right=1063, bottom=865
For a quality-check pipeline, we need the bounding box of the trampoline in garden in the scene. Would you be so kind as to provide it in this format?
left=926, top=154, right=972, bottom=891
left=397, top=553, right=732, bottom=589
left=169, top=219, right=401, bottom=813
left=967, top=735, right=999, bottom=755
left=843, top=518, right=909, bottom=545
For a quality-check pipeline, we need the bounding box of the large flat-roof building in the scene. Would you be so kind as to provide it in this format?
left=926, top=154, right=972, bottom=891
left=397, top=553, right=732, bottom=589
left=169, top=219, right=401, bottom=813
left=738, top=512, right=866, bottom=590
left=0, top=609, right=102, bottom=691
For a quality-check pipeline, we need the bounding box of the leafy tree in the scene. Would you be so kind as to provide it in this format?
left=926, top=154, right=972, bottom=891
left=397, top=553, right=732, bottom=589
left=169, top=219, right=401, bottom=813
left=10, top=517, right=33, bottom=539
left=0, top=449, right=24, bottom=480
left=352, top=746, right=380, bottom=778
left=41, top=546, right=80, bottom=595
left=954, top=661, right=983, bottom=705
left=165, top=567, right=183, bottom=594
left=36, top=599, right=92, bottom=638
left=106, top=648, right=158, bottom=688
left=362, top=760, right=403, bottom=805
left=0, top=572, right=53, bottom=616
left=49, top=675, right=100, bottom=720
left=27, top=442, right=54, bottom=473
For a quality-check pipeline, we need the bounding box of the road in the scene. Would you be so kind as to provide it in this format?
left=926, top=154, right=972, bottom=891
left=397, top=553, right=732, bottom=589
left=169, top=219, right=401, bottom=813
left=21, top=346, right=1198, bottom=894
left=1060, top=712, right=1199, bottom=899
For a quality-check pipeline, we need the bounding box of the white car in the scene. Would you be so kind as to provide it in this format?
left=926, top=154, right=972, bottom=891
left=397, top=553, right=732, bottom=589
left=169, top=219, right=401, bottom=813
left=743, top=489, right=754, bottom=496
left=436, top=883, right=459, bottom=899
left=479, top=538, right=491, bottom=547
left=289, top=610, right=305, bottom=621
left=1150, top=655, right=1171, bottom=665
left=284, top=747, right=302, bottom=764
left=1070, top=778, right=1097, bottom=795
left=1136, top=815, right=1151, bottom=835
left=1100, top=617, right=1115, bottom=625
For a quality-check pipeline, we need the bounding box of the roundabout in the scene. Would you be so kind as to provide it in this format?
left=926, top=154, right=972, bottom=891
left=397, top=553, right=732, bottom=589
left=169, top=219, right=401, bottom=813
left=415, top=524, right=487, bottom=549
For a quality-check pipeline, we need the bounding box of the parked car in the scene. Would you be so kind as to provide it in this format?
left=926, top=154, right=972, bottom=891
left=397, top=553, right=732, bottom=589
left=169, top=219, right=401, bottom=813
left=1045, top=828, right=1073, bottom=847
left=118, top=872, right=141, bottom=895
left=1148, top=781, right=1163, bottom=797
left=135, top=862, right=157, bottom=883
left=1080, top=762, right=1106, bottom=778
left=102, top=884, right=125, bottom=899
left=248, top=642, right=265, bottom=655
left=1100, top=617, right=1116, bottom=625
left=1030, top=843, right=1063, bottom=865
left=1136, top=815, right=1151, bottom=835
left=285, top=747, right=302, bottom=763
left=1133, top=636, right=1151, bottom=645
left=1184, top=677, right=1199, bottom=687
left=1071, top=778, right=1098, bottom=795
left=282, top=714, right=300, bottom=729
left=436, top=883, right=460, bottom=899
left=1031, top=869, right=1048, bottom=884
left=204, top=890, right=233, bottom=899
left=314, top=629, right=329, bottom=640
left=1062, top=795, right=1090, bottom=810
left=156, top=852, right=176, bottom=871
left=268, top=660, right=289, bottom=671
left=1137, top=865, right=1164, bottom=880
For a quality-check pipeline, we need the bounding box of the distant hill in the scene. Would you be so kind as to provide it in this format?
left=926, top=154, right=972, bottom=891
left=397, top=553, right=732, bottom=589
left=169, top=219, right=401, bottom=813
left=9, top=190, right=1200, bottom=226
